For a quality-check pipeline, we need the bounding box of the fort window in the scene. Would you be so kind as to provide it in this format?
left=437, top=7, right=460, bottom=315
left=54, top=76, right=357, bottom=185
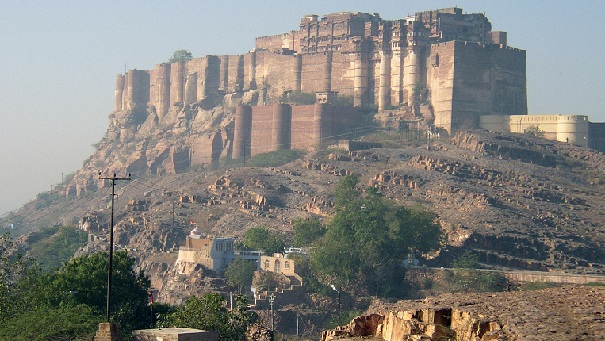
left=285, top=261, right=290, bottom=269
left=432, top=54, right=440, bottom=67
left=264, top=260, right=270, bottom=269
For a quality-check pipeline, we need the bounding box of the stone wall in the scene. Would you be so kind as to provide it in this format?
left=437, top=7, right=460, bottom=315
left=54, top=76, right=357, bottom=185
left=112, top=8, right=526, bottom=142
left=243, top=103, right=362, bottom=157
left=450, top=41, right=526, bottom=131
left=480, top=114, right=589, bottom=147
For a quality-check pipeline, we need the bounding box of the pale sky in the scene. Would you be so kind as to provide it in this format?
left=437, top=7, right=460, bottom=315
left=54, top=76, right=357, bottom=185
left=1, top=1, right=604, bottom=216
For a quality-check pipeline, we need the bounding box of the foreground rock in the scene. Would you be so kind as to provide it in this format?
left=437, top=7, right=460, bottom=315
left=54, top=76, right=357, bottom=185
left=323, top=286, right=605, bottom=340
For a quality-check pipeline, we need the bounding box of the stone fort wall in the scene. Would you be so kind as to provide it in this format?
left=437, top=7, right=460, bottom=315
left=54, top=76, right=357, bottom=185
left=233, top=103, right=362, bottom=159
left=113, top=8, right=527, bottom=153
left=480, top=114, right=589, bottom=147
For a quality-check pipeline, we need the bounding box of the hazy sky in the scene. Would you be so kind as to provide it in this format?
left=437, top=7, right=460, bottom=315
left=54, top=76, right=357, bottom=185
left=1, top=1, right=604, bottom=216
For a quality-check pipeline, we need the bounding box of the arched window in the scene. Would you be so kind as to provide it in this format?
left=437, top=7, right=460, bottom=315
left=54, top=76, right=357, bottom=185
left=274, top=259, right=281, bottom=272
left=284, top=261, right=290, bottom=269
left=264, top=260, right=270, bottom=269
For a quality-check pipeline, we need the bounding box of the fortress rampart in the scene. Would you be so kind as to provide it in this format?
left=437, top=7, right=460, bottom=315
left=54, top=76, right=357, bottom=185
left=480, top=114, right=589, bottom=147
left=234, top=103, right=361, bottom=159
left=114, top=8, right=526, bottom=135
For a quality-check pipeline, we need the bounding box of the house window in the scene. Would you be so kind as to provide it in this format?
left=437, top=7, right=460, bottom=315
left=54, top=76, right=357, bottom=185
left=216, top=243, right=223, bottom=251
left=274, top=260, right=281, bottom=272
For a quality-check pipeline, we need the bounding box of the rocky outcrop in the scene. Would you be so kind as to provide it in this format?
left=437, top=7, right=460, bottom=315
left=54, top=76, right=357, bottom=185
left=324, top=286, right=605, bottom=340
left=321, top=309, right=500, bottom=341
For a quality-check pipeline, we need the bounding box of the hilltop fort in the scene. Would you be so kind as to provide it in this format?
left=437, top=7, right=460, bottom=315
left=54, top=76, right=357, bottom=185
left=66, top=7, right=604, bottom=197
left=117, top=8, right=527, bottom=130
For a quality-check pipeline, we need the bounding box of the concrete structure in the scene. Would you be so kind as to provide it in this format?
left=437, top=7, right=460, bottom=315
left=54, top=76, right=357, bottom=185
left=114, top=7, right=526, bottom=141
left=261, top=253, right=299, bottom=277
left=176, top=228, right=261, bottom=272
left=132, top=328, right=218, bottom=341
left=94, top=323, right=122, bottom=341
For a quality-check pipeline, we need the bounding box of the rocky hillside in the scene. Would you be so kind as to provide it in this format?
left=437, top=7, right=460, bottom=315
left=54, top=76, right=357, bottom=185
left=7, top=115, right=605, bottom=303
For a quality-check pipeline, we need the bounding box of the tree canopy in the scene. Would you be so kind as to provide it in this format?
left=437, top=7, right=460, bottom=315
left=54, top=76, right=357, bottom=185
left=242, top=227, right=285, bottom=255
left=224, top=258, right=257, bottom=294
left=0, top=247, right=152, bottom=339
left=292, top=217, right=325, bottom=247
left=168, top=50, right=193, bottom=63
left=308, top=175, right=442, bottom=297
left=159, top=293, right=255, bottom=340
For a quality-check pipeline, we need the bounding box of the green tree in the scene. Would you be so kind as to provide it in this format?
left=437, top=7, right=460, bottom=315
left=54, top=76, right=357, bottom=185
left=292, top=217, right=325, bottom=247
left=0, top=233, right=51, bottom=324
left=168, top=50, right=193, bottom=63
left=1, top=244, right=153, bottom=338
left=48, top=251, right=151, bottom=334
left=334, top=174, right=360, bottom=209
left=28, top=226, right=88, bottom=272
left=0, top=304, right=101, bottom=341
left=310, top=176, right=442, bottom=297
left=449, top=252, right=508, bottom=293
left=160, top=293, right=255, bottom=340
left=524, top=125, right=545, bottom=137
left=242, top=227, right=285, bottom=255
left=224, top=258, right=257, bottom=294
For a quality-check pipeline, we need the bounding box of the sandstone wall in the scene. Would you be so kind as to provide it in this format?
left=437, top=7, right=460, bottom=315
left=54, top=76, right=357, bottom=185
left=324, top=52, right=357, bottom=98
left=113, top=10, right=527, bottom=136
left=450, top=41, right=526, bottom=131
left=300, top=53, right=328, bottom=93
left=427, top=42, right=456, bottom=131
left=291, top=105, right=319, bottom=151
left=254, top=51, right=297, bottom=102
left=250, top=106, right=275, bottom=155
left=176, top=250, right=214, bottom=270
left=479, top=114, right=589, bottom=146
left=255, top=31, right=299, bottom=52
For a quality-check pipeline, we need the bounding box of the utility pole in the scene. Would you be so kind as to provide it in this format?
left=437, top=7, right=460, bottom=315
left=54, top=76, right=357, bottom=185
left=269, top=293, right=275, bottom=332
left=172, top=202, right=176, bottom=229
left=98, top=172, right=131, bottom=323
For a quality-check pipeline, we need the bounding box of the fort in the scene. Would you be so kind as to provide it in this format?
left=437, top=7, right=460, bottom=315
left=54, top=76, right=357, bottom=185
left=111, top=7, right=528, bottom=165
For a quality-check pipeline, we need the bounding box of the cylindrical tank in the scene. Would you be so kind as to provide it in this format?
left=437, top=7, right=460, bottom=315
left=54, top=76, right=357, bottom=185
left=233, top=105, right=252, bottom=159
left=272, top=104, right=292, bottom=151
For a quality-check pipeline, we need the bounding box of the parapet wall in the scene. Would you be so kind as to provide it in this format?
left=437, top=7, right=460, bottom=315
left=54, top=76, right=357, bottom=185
left=480, top=114, right=589, bottom=146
